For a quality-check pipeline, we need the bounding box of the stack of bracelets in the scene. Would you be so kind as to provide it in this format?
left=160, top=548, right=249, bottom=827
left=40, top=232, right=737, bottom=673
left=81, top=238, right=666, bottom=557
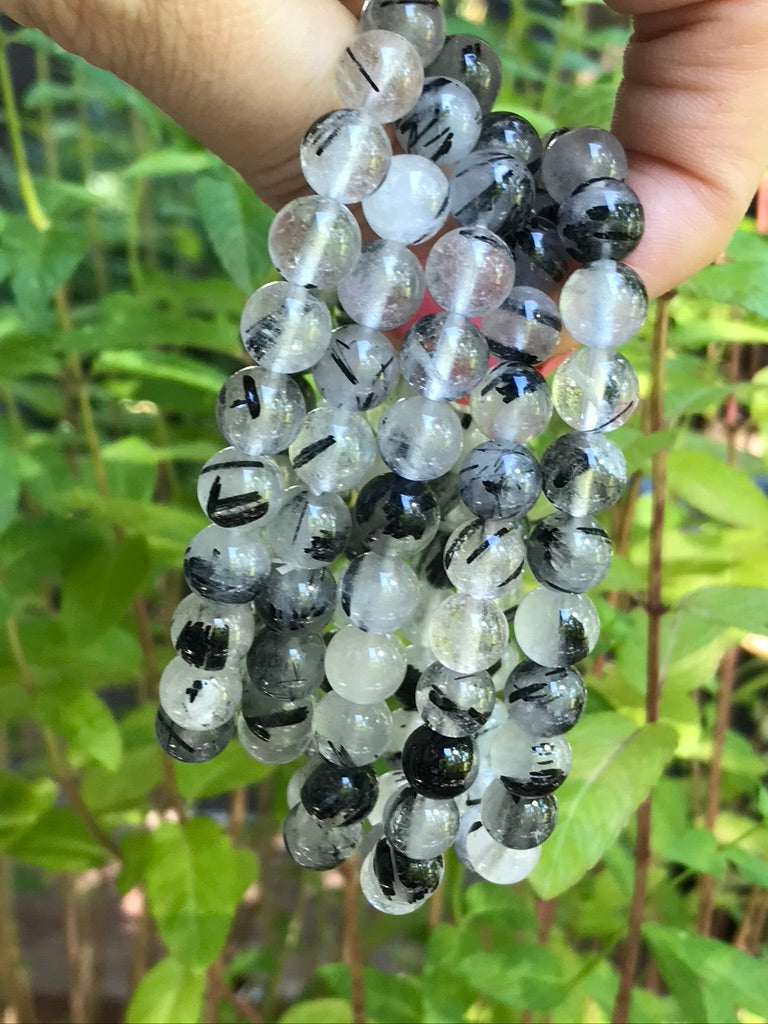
left=154, top=0, right=648, bottom=915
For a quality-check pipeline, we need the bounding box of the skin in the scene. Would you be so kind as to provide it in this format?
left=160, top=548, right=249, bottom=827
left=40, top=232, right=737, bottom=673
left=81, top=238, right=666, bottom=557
left=2, top=0, right=768, bottom=299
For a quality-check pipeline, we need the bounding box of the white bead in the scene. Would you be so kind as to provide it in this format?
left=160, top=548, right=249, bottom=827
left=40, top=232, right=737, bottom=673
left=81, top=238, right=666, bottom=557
left=325, top=625, right=407, bottom=703
left=335, top=30, right=424, bottom=123
left=363, top=154, right=449, bottom=245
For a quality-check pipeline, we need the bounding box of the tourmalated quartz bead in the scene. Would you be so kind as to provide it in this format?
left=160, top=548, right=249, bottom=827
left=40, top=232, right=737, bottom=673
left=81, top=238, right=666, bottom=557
left=170, top=593, right=255, bottom=670
left=369, top=770, right=408, bottom=826
left=184, top=522, right=270, bottom=605
left=415, top=662, right=495, bottom=738
left=325, top=625, right=407, bottom=703
left=269, top=486, right=351, bottom=569
left=216, top=367, right=305, bottom=457
left=541, top=431, right=627, bottom=515
left=361, top=0, right=446, bottom=66
left=300, top=108, right=391, bottom=203
left=288, top=405, right=376, bottom=494
left=482, top=286, right=561, bottom=364
left=400, top=313, right=488, bottom=401
left=526, top=512, right=612, bottom=593
left=254, top=565, right=336, bottom=633
left=355, top=473, right=440, bottom=556
left=238, top=691, right=314, bottom=765
left=268, top=196, right=361, bottom=290
left=476, top=111, right=542, bottom=170
left=509, top=219, right=568, bottom=293
left=377, top=397, right=462, bottom=481
left=481, top=778, right=558, bottom=849
left=159, top=656, right=242, bottom=732
left=552, top=348, right=639, bottom=433
left=458, top=440, right=542, bottom=521
left=197, top=448, right=284, bottom=529
left=360, top=833, right=443, bottom=914
left=336, top=30, right=424, bottom=123
left=240, top=282, right=332, bottom=374
left=384, top=786, right=460, bottom=858
left=402, top=725, right=478, bottom=799
left=490, top=718, right=572, bottom=796
left=246, top=629, right=326, bottom=701
left=283, top=802, right=362, bottom=871
left=449, top=150, right=535, bottom=234
left=340, top=552, right=421, bottom=633
left=337, top=240, right=425, bottom=330
left=558, top=178, right=644, bottom=263
left=443, top=518, right=525, bottom=599
left=541, top=126, right=628, bottom=203
left=313, top=692, right=392, bottom=767
left=312, top=324, right=399, bottom=412
left=455, top=805, right=541, bottom=883
left=424, top=226, right=515, bottom=316
left=395, top=76, right=482, bottom=166
left=503, top=660, right=586, bottom=737
left=427, top=34, right=501, bottom=113
left=300, top=758, right=378, bottom=826
left=155, top=706, right=235, bottom=764
left=383, top=707, right=423, bottom=766
left=470, top=362, right=552, bottom=444
left=363, top=154, right=449, bottom=245
left=514, top=587, right=600, bottom=667
left=428, top=593, right=508, bottom=673
left=458, top=699, right=507, bottom=810
left=560, top=260, right=648, bottom=349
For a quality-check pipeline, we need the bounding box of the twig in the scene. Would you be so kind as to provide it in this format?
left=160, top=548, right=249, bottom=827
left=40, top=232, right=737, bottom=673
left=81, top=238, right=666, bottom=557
left=207, top=957, right=264, bottom=1024
left=734, top=887, right=768, bottom=953
left=341, top=855, right=366, bottom=1024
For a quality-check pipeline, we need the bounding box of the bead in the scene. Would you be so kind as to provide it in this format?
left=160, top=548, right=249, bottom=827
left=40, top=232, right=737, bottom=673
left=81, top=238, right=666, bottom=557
left=415, top=662, right=495, bottom=737
left=559, top=260, right=648, bottom=349
left=509, top=218, right=568, bottom=293
left=283, top=802, right=362, bottom=871
left=312, top=324, right=399, bottom=412
left=481, top=779, right=557, bottom=849
left=253, top=565, right=336, bottom=633
left=300, top=758, right=378, bottom=826
left=395, top=76, right=482, bottom=166
left=383, top=707, right=423, bottom=766
left=337, top=240, right=425, bottom=330
left=238, top=692, right=314, bottom=765
left=360, top=0, right=446, bottom=66
left=325, top=625, right=407, bottom=703
left=269, top=486, right=351, bottom=569
left=470, top=362, right=552, bottom=444
left=424, top=227, right=514, bottom=316
left=541, top=126, right=627, bottom=202
left=444, top=518, right=525, bottom=599
left=355, top=473, right=441, bottom=556
left=476, top=111, right=541, bottom=170
left=449, top=150, right=534, bottom=234
left=503, top=660, right=586, bottom=736
left=482, top=286, right=561, bottom=364
left=458, top=698, right=507, bottom=810
left=455, top=805, right=541, bottom=883
left=541, top=431, right=627, bottom=515
left=340, top=552, right=421, bottom=632
left=557, top=178, right=644, bottom=263
left=378, top=397, right=462, bottom=481
left=368, top=769, right=408, bottom=827
left=513, top=587, right=600, bottom=667
left=155, top=706, right=234, bottom=763
left=170, top=593, right=255, bottom=670
left=286, top=755, right=323, bottom=809
left=268, top=195, right=361, bottom=289
left=400, top=313, right=488, bottom=401
left=427, top=34, right=501, bottom=113
left=197, top=448, right=283, bottom=529
left=183, top=522, right=270, bottom=604
left=526, top=512, right=612, bottom=593
left=428, top=593, right=508, bottom=673
left=159, top=656, right=242, bottom=732
left=216, top=366, right=305, bottom=457
left=459, top=441, right=542, bottom=521
left=313, top=692, right=392, bottom=767
left=336, top=30, right=424, bottom=123
left=246, top=629, right=326, bottom=701
left=240, top=281, right=332, bottom=374
left=402, top=725, right=477, bottom=799
left=490, top=718, right=572, bottom=796
left=300, top=108, right=391, bottom=202
left=384, top=786, right=459, bottom=858
left=552, top=348, right=639, bottom=432
left=363, top=154, right=449, bottom=245
left=288, top=406, right=376, bottom=494
left=360, top=834, right=443, bottom=914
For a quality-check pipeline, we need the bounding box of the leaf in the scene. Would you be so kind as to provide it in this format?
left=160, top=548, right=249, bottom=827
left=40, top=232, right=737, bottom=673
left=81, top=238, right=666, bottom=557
left=0, top=445, right=21, bottom=536
left=676, top=586, right=768, bottom=636
left=726, top=846, right=768, bottom=887
left=195, top=174, right=272, bottom=293
left=315, top=963, right=422, bottom=1024
left=278, top=999, right=353, bottom=1024
left=530, top=714, right=678, bottom=898
left=666, top=451, right=768, bottom=527
left=0, top=216, right=89, bottom=319
left=662, top=828, right=727, bottom=877
left=126, top=957, right=205, bottom=1024
left=92, top=349, right=226, bottom=393
left=456, top=947, right=567, bottom=1012
left=6, top=807, right=109, bottom=871
left=0, top=772, right=57, bottom=848
left=122, top=149, right=218, bottom=179
left=33, top=687, right=122, bottom=770
left=174, top=740, right=273, bottom=801
left=679, top=229, right=768, bottom=319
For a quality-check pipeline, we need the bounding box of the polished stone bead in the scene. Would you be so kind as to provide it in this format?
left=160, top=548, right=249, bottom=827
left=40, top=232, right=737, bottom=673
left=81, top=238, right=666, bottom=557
left=481, top=778, right=557, bottom=849
left=312, top=324, right=399, bottom=412
left=300, top=108, right=391, bottom=202
left=490, top=718, right=572, bottom=796
left=426, top=34, right=501, bottom=113
left=363, top=154, right=449, bottom=245
left=300, top=758, right=378, bottom=826
left=541, top=430, right=626, bottom=514
left=155, top=706, right=234, bottom=763
left=558, top=177, right=644, bottom=263
left=395, top=76, right=482, bottom=165
left=361, top=0, right=446, bottom=65
left=476, top=111, right=541, bottom=170
left=443, top=518, right=525, bottom=599
left=402, top=725, right=478, bottom=799
left=313, top=692, right=392, bottom=767
left=428, top=593, right=508, bottom=673
left=337, top=240, right=425, bottom=330
left=269, top=486, right=351, bottom=569
left=340, top=552, right=421, bottom=632
left=424, top=226, right=514, bottom=316
left=336, top=30, right=424, bottom=123
left=325, top=625, right=407, bottom=703
left=458, top=441, right=541, bottom=521
left=240, top=281, right=332, bottom=374
left=246, top=629, right=326, bottom=701
left=449, top=150, right=535, bottom=234
left=254, top=565, right=336, bottom=634
left=216, top=366, right=305, bottom=457
left=455, top=805, right=541, bottom=882
left=360, top=834, right=443, bottom=914
left=288, top=406, right=376, bottom=494
left=355, top=473, right=440, bottom=556
left=400, top=313, right=488, bottom=400
left=482, top=286, right=561, bottom=364
left=159, top=656, right=242, bottom=732
left=383, top=785, right=459, bottom=858
left=514, top=587, right=600, bottom=667
left=378, top=397, right=462, bottom=481
left=170, top=593, right=255, bottom=670
left=283, top=802, right=362, bottom=871
left=415, top=661, right=495, bottom=737
left=503, top=660, right=586, bottom=736
left=541, top=126, right=627, bottom=202
left=197, top=448, right=284, bottom=529
left=526, top=512, right=612, bottom=593
left=183, top=522, right=270, bottom=604
left=559, top=260, right=647, bottom=349
left=552, top=348, right=639, bottom=432
left=269, top=195, right=361, bottom=290
left=238, top=690, right=314, bottom=765
left=509, top=218, right=568, bottom=293
left=470, top=362, right=552, bottom=444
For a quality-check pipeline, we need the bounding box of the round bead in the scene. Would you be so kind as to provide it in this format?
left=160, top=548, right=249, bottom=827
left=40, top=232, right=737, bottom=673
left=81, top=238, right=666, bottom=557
left=378, top=397, right=462, bottom=481
left=444, top=519, right=525, bottom=598
left=363, top=154, right=449, bottom=245
left=402, top=725, right=477, bottom=799
left=476, top=111, right=541, bottom=170
left=490, top=718, right=572, bottom=796
left=428, top=593, right=508, bottom=673
left=503, top=660, right=586, bottom=736
left=269, top=486, right=351, bottom=569
left=337, top=240, right=425, bottom=330
left=526, top=512, right=612, bottom=593
left=415, top=662, right=495, bottom=737
left=216, top=366, right=305, bottom=457
left=300, top=759, right=378, bottom=827
left=541, top=431, right=627, bottom=515
left=366, top=769, right=408, bottom=827
left=455, top=805, right=541, bottom=882
left=335, top=30, right=424, bottom=123
left=383, top=707, right=423, bottom=767
left=400, top=313, right=488, bottom=401
left=184, top=523, right=270, bottom=605
left=360, top=834, right=443, bottom=914
left=240, top=281, right=332, bottom=374
left=246, top=629, right=326, bottom=701
left=159, top=656, right=242, bottom=732
left=458, top=698, right=508, bottom=811
left=283, top=803, right=362, bottom=871
left=395, top=76, right=482, bottom=166
left=459, top=441, right=542, bottom=521
left=340, top=552, right=421, bottom=633
left=557, top=177, right=644, bottom=263
left=155, top=706, right=234, bottom=764
left=325, top=625, right=407, bottom=703
left=425, top=227, right=514, bottom=316
left=253, top=565, right=336, bottom=634
left=384, top=786, right=459, bottom=858
left=360, top=0, right=446, bottom=65
left=300, top=108, right=391, bottom=202
left=288, top=406, right=376, bottom=494
left=559, top=260, right=648, bottom=349
left=170, top=593, right=255, bottom=670
left=482, top=286, right=561, bottom=364
left=238, top=692, right=314, bottom=765
left=552, top=348, right=639, bottom=432
left=197, top=448, right=283, bottom=529
left=470, top=362, right=552, bottom=444
left=426, top=34, right=501, bottom=113
left=481, top=779, right=557, bottom=849
left=313, top=692, right=392, bottom=767
left=449, top=150, right=534, bottom=234
left=268, top=195, right=361, bottom=289
left=510, top=219, right=568, bottom=293
left=312, top=324, right=399, bottom=412
left=513, top=587, right=600, bottom=667
left=355, top=473, right=440, bottom=556
left=541, top=126, right=627, bottom=202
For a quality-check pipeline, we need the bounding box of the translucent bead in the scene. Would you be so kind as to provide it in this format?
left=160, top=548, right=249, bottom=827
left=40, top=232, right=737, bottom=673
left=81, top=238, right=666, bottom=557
left=425, top=227, right=514, bottom=316
left=300, top=108, right=391, bottom=202
left=312, top=324, right=399, bottom=412
left=184, top=522, right=270, bottom=605
left=428, top=593, right=508, bottom=673
left=455, top=805, right=541, bottom=883
left=360, top=834, right=443, bottom=915
left=526, top=512, right=612, bottom=593
left=426, top=34, right=501, bottom=113
left=360, top=0, right=446, bottom=65
left=238, top=693, right=314, bottom=765
left=269, top=486, right=351, bottom=569
left=513, top=587, right=600, bottom=667
left=313, top=692, right=392, bottom=767
left=288, top=406, right=376, bottom=494
left=337, top=240, right=425, bottom=330
left=383, top=708, right=423, bottom=766
left=253, top=565, right=336, bottom=633
left=170, top=593, right=255, bottom=670
left=458, top=441, right=542, bottom=521
left=541, top=126, right=627, bottom=202
left=482, top=286, right=561, bottom=364
left=155, top=706, right=234, bottom=764
left=216, top=366, right=305, bottom=457
left=476, top=111, right=541, bottom=170
left=286, top=756, right=323, bottom=810
left=197, top=448, right=283, bottom=529
left=246, top=629, right=326, bottom=701
left=268, top=195, right=361, bottom=290
left=415, top=662, right=495, bottom=737
left=325, top=625, right=407, bottom=703
left=384, top=786, right=459, bottom=858
left=395, top=76, right=481, bottom=166
left=503, top=660, right=586, bottom=736
left=378, top=397, right=462, bottom=481
left=368, top=769, right=408, bottom=827
left=458, top=698, right=507, bottom=810
left=558, top=178, right=644, bottom=263
left=340, top=552, right=421, bottom=633
left=559, top=260, right=648, bottom=349
left=444, top=519, right=525, bottom=599
left=363, top=154, right=449, bottom=245
left=449, top=150, right=534, bottom=233
left=240, top=282, right=332, bottom=374
left=400, top=313, right=488, bottom=401
left=481, top=779, right=557, bottom=849
left=402, top=724, right=477, bottom=798
left=510, top=219, right=568, bottom=294
left=541, top=431, right=626, bottom=515
left=470, top=362, right=552, bottom=444
left=336, top=30, right=424, bottom=123
left=283, top=803, right=362, bottom=871
left=300, top=758, right=378, bottom=826
left=159, top=656, right=242, bottom=732
left=355, top=473, right=440, bottom=556
left=490, top=718, right=572, bottom=796
left=552, top=348, right=639, bottom=432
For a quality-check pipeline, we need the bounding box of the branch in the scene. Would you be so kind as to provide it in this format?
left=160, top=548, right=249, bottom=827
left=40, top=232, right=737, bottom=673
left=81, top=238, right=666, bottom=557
left=341, top=855, right=366, bottom=1024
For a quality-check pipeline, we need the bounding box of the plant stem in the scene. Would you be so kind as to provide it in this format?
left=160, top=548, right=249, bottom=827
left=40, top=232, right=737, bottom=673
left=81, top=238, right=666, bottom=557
left=341, top=854, right=366, bottom=1024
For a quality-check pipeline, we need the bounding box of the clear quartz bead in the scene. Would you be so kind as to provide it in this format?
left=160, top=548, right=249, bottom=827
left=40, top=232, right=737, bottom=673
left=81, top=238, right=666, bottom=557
left=490, top=718, right=572, bottom=796
left=246, top=629, right=326, bottom=701
left=240, top=281, right=332, bottom=374
left=482, top=286, right=561, bottom=363
left=312, top=324, right=399, bottom=411
left=283, top=803, right=362, bottom=870
left=426, top=34, right=501, bottom=113
left=197, top=447, right=284, bottom=529
left=513, top=587, right=600, bottom=667
left=503, top=660, right=586, bottom=737
left=541, top=126, right=627, bottom=202
left=313, top=692, right=392, bottom=767
left=557, top=177, right=644, bottom=262
left=470, top=362, right=552, bottom=444
left=216, top=366, right=305, bottom=457
left=363, top=154, right=449, bottom=245
left=237, top=694, right=314, bottom=765
left=269, top=486, right=351, bottom=569
left=337, top=240, right=425, bottom=330
left=335, top=30, right=424, bottom=123
left=288, top=405, right=376, bottom=494
left=425, top=226, right=514, bottom=316
left=254, top=565, right=336, bottom=634
left=449, top=150, right=534, bottom=234
left=159, top=656, right=242, bottom=732
left=395, top=76, right=482, bottom=166
left=360, top=834, right=443, bottom=915
left=455, top=805, right=541, bottom=883
left=268, top=196, right=361, bottom=289
left=476, top=112, right=542, bottom=170
left=378, top=397, right=462, bottom=481
left=155, top=707, right=234, bottom=764
left=184, top=522, right=270, bottom=605
left=355, top=473, right=441, bottom=556
left=415, top=662, right=495, bottom=737
left=383, top=786, right=460, bottom=858
left=541, top=430, right=627, bottom=514
left=361, top=0, right=446, bottom=66
left=526, top=512, right=612, bottom=593
left=552, top=348, right=639, bottom=432
left=559, top=260, right=647, bottom=349
left=400, top=313, right=488, bottom=401
left=300, top=108, right=391, bottom=202
left=340, top=552, right=421, bottom=633
left=481, top=778, right=558, bottom=849
left=444, top=518, right=525, bottom=598
left=458, top=441, right=542, bottom=521
left=428, top=593, right=508, bottom=673
left=325, top=625, right=407, bottom=703
left=170, top=593, right=255, bottom=670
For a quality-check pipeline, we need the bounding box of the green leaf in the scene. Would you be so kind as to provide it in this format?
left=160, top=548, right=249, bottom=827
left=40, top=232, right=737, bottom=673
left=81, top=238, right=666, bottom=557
left=122, top=149, right=218, bottom=179
left=666, top=451, right=768, bottom=527
left=676, top=586, right=768, bottom=636
left=81, top=706, right=163, bottom=813
left=126, top=957, right=205, bottom=1024
left=679, top=229, right=768, bottom=319
left=530, top=714, right=678, bottom=898
left=92, top=349, right=227, bottom=393
left=6, top=807, right=109, bottom=872
left=278, top=999, right=353, bottom=1024
left=725, top=846, right=768, bottom=887
left=0, top=773, right=57, bottom=848
left=662, top=828, right=727, bottom=877
left=315, top=963, right=422, bottom=1024
left=195, top=174, right=272, bottom=293
left=456, top=947, right=567, bottom=1012
left=33, top=687, right=122, bottom=770
left=0, top=445, right=21, bottom=536
left=174, top=740, right=273, bottom=800
left=422, top=923, right=476, bottom=1023
left=0, top=217, right=89, bottom=319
